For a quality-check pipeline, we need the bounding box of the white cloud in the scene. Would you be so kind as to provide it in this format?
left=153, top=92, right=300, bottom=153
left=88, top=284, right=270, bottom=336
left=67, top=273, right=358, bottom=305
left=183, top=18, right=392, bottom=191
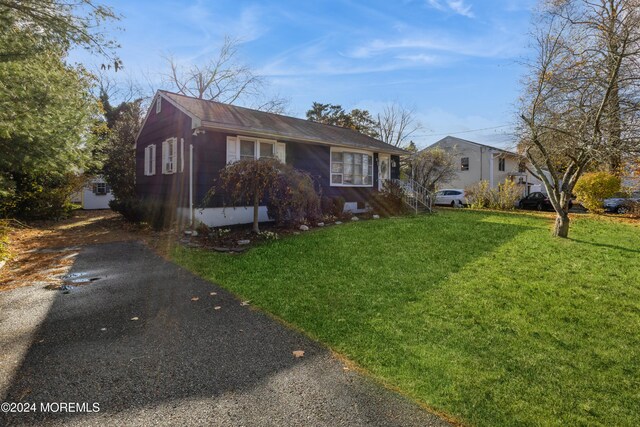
left=447, top=1, right=474, bottom=18
left=426, top=0, right=475, bottom=18
left=349, top=34, right=520, bottom=60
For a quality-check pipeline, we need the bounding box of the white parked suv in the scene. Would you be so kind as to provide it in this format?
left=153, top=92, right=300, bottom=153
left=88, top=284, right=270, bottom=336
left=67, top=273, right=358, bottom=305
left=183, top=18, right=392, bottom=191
left=434, top=189, right=467, bottom=207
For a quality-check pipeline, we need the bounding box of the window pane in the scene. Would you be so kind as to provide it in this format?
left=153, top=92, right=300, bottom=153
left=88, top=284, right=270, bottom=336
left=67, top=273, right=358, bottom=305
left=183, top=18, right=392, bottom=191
left=332, top=174, right=342, bottom=184
left=240, top=140, right=255, bottom=159
left=461, top=157, right=469, bottom=171
left=364, top=176, right=372, bottom=185
left=354, top=154, right=363, bottom=165
left=260, top=142, right=274, bottom=158
left=331, top=152, right=343, bottom=162
left=332, top=162, right=343, bottom=173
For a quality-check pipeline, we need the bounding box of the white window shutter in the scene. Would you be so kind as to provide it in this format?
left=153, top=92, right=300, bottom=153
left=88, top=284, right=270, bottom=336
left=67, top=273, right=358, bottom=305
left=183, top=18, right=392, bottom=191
left=276, top=142, right=286, bottom=163
left=162, top=140, right=168, bottom=174
left=144, top=146, right=149, bottom=175
left=226, top=136, right=238, bottom=164
left=151, top=144, right=156, bottom=175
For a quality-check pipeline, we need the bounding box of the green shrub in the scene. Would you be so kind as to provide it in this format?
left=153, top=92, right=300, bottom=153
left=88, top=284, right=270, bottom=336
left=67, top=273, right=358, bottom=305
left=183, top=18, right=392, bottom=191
left=0, top=172, right=81, bottom=220
left=574, top=172, right=621, bottom=213
left=109, top=198, right=147, bottom=223
left=0, top=219, right=9, bottom=262
left=371, top=180, right=409, bottom=217
left=109, top=197, right=173, bottom=230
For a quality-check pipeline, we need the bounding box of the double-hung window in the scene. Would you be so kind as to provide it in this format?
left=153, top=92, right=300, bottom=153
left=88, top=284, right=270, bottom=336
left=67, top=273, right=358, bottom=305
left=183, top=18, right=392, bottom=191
left=227, top=136, right=285, bottom=164
left=498, top=157, right=505, bottom=172
left=461, top=157, right=469, bottom=171
left=93, top=182, right=107, bottom=195
left=162, top=137, right=178, bottom=174
left=331, top=149, right=373, bottom=186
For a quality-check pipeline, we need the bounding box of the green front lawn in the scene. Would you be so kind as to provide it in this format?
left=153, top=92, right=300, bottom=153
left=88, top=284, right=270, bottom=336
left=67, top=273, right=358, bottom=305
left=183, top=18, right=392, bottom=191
left=173, top=210, right=640, bottom=426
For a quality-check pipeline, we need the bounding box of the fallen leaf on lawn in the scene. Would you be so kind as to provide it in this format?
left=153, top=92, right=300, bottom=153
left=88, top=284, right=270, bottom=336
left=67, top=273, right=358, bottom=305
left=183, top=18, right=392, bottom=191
left=214, top=306, right=221, bottom=310
left=240, top=300, right=250, bottom=306
left=292, top=350, right=305, bottom=358
left=191, top=297, right=199, bottom=301
left=130, top=317, right=139, bottom=321
left=210, top=292, right=217, bottom=296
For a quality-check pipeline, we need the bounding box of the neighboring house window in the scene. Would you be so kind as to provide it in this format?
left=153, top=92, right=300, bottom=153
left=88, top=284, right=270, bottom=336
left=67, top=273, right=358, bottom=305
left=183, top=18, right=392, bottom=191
left=144, top=144, right=156, bottom=176
left=518, top=161, right=526, bottom=173
left=498, top=158, right=505, bottom=172
left=226, top=136, right=286, bottom=164
left=92, top=182, right=107, bottom=195
left=330, top=149, right=373, bottom=186
left=156, top=97, right=161, bottom=114
left=162, top=137, right=178, bottom=174
left=461, top=157, right=469, bottom=171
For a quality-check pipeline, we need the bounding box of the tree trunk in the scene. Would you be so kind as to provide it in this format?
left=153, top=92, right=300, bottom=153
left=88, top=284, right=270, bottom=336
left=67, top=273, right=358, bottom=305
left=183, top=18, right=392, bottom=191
left=252, top=192, right=260, bottom=234
left=553, top=212, right=570, bottom=238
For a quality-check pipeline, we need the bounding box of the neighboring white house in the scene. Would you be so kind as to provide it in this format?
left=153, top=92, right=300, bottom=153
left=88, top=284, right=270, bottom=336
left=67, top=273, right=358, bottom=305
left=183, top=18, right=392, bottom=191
left=81, top=176, right=113, bottom=210
left=426, top=136, right=542, bottom=195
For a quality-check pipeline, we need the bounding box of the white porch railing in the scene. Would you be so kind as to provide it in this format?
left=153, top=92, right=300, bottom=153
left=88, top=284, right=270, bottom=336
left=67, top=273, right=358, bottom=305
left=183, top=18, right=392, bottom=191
left=391, top=179, right=431, bottom=214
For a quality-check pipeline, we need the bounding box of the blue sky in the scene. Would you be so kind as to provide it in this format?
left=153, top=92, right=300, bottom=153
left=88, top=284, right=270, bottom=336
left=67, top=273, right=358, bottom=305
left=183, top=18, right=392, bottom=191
left=79, top=0, right=537, bottom=149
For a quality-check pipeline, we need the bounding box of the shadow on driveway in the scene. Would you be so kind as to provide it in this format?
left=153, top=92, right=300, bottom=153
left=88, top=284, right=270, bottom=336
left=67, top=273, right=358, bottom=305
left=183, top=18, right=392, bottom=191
left=0, top=241, right=449, bottom=426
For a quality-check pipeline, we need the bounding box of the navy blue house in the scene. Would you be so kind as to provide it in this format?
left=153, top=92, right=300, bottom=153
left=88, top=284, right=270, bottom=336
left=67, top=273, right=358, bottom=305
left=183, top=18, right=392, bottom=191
left=135, top=90, right=405, bottom=226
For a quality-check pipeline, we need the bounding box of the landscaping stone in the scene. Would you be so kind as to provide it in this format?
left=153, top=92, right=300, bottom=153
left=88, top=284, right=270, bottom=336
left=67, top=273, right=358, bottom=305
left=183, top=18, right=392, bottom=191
left=335, top=221, right=342, bottom=225
left=351, top=216, right=359, bottom=221
left=317, top=222, right=325, bottom=227
left=191, top=230, right=199, bottom=237
left=213, top=247, right=230, bottom=253
left=299, top=225, right=310, bottom=231
left=372, top=215, right=380, bottom=219
left=237, top=239, right=251, bottom=245
left=183, top=230, right=192, bottom=235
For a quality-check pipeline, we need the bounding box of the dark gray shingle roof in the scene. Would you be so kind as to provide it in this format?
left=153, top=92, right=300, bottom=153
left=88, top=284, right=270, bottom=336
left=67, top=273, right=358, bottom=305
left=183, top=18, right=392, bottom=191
left=161, top=91, right=407, bottom=155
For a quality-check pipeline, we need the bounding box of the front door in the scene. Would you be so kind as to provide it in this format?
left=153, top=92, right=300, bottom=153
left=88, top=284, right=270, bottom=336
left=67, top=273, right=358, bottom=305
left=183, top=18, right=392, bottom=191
left=378, top=154, right=390, bottom=190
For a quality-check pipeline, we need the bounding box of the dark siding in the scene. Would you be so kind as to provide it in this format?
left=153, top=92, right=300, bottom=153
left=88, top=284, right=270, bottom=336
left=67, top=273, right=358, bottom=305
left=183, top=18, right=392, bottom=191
left=288, top=143, right=377, bottom=204
left=135, top=97, right=192, bottom=210
left=137, top=101, right=393, bottom=212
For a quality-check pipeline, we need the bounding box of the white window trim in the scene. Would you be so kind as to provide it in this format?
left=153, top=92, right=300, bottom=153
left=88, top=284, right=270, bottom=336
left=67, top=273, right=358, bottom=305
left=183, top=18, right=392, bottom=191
left=162, top=137, right=178, bottom=174
left=144, top=144, right=156, bottom=176
left=227, top=135, right=286, bottom=164
left=330, top=147, right=374, bottom=188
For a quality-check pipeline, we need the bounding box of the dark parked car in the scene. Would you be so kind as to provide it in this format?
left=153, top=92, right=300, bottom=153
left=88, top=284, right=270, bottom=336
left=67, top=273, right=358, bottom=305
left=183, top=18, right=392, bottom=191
left=518, top=192, right=573, bottom=211
left=603, top=192, right=640, bottom=213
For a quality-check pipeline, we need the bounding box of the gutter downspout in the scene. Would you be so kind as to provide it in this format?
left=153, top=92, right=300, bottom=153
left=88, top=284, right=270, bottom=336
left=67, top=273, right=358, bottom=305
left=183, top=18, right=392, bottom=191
left=189, top=143, right=194, bottom=226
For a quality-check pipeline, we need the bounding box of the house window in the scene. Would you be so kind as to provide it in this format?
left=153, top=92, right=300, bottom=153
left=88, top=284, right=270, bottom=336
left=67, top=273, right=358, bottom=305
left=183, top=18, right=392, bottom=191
left=260, top=142, right=274, bottom=158
left=144, top=144, right=156, bottom=176
left=162, top=138, right=178, bottom=174
left=156, top=97, right=161, bottom=114
left=330, top=150, right=373, bottom=186
left=240, top=139, right=256, bottom=160
left=498, top=158, right=505, bottom=172
left=518, top=161, right=526, bottom=173
left=461, top=157, right=469, bottom=171
left=93, top=182, right=107, bottom=195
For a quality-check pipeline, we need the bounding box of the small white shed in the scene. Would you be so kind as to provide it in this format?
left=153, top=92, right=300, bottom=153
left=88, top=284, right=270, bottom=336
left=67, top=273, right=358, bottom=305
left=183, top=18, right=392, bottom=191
left=82, top=177, right=114, bottom=210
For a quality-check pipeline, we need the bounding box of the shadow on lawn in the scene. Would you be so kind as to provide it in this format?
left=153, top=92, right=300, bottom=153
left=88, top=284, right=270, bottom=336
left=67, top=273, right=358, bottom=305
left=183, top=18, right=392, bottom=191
left=570, top=238, right=640, bottom=255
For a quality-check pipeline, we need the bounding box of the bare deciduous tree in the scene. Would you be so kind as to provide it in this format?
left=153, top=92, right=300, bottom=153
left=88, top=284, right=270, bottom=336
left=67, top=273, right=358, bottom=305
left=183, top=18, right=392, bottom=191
left=518, top=0, right=640, bottom=238
left=161, top=36, right=288, bottom=113
left=409, top=148, right=458, bottom=212
left=376, top=103, right=423, bottom=148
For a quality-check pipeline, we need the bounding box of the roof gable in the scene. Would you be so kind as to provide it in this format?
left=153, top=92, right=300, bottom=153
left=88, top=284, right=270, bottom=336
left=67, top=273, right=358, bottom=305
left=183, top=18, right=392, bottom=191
left=428, top=136, right=521, bottom=157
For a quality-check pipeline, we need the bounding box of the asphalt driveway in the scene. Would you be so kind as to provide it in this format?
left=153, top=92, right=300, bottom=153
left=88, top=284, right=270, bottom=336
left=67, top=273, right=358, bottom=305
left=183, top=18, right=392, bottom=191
left=0, top=241, right=448, bottom=426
